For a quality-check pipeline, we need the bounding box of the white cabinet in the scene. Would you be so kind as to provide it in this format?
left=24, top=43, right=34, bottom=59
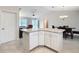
left=29, top=32, right=38, bottom=50
left=44, top=31, right=63, bottom=51
left=30, top=31, right=63, bottom=51
left=23, top=31, right=38, bottom=51
left=38, top=31, right=44, bottom=45
left=51, top=33, right=63, bottom=51
left=44, top=31, right=51, bottom=47
left=22, top=29, right=63, bottom=52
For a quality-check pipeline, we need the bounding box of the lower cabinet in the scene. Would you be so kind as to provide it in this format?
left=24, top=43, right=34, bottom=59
left=44, top=32, right=63, bottom=51
left=50, top=33, right=63, bottom=51
left=23, top=30, right=63, bottom=52
left=29, top=32, right=38, bottom=50
left=30, top=31, right=63, bottom=51
left=44, top=31, right=51, bottom=47
left=38, top=31, right=44, bottom=45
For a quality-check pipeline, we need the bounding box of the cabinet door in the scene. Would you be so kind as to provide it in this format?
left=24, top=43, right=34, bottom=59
left=51, top=33, right=63, bottom=51
left=44, top=31, right=51, bottom=47
left=29, top=32, right=38, bottom=50
left=38, top=31, right=44, bottom=45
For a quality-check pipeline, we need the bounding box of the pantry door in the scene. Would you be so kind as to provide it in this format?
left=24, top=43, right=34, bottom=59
left=0, top=11, right=17, bottom=44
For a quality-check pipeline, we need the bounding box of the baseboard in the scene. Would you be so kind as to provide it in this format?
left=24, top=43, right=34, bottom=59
left=29, top=45, right=59, bottom=53
left=44, top=45, right=59, bottom=53
left=0, top=39, right=17, bottom=46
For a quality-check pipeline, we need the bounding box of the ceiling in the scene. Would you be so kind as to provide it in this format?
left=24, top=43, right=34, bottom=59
left=19, top=6, right=79, bottom=12
left=19, top=6, right=79, bottom=17
left=44, top=6, right=79, bottom=11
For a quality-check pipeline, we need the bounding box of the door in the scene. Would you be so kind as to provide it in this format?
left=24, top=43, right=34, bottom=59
left=0, top=11, right=17, bottom=44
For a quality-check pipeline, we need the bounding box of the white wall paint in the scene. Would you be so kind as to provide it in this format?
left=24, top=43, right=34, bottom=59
left=20, top=8, right=49, bottom=28
left=20, top=9, right=79, bottom=31
left=39, top=11, right=79, bottom=31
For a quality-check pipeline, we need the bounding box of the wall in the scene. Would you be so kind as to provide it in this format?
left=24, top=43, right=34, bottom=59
left=20, top=8, right=79, bottom=31
left=39, top=11, right=79, bottom=31
left=20, top=10, right=49, bottom=28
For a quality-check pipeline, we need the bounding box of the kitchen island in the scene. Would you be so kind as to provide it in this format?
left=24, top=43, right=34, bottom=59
left=21, top=28, right=64, bottom=53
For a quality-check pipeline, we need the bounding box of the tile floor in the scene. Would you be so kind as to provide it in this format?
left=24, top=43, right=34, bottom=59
left=61, top=38, right=79, bottom=53
left=30, top=47, right=55, bottom=53
left=0, top=36, right=79, bottom=53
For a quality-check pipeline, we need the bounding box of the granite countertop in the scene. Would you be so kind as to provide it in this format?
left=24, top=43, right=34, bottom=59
left=21, top=28, right=64, bottom=33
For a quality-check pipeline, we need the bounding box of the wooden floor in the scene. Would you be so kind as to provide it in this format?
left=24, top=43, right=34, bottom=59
left=0, top=36, right=79, bottom=53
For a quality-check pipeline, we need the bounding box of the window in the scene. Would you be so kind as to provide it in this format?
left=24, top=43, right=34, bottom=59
left=32, top=19, right=39, bottom=29
left=19, top=18, right=27, bottom=27
left=19, top=17, right=39, bottom=29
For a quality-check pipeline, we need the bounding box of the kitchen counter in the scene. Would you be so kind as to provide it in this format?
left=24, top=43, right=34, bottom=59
left=21, top=28, right=64, bottom=33
left=22, top=28, right=64, bottom=52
